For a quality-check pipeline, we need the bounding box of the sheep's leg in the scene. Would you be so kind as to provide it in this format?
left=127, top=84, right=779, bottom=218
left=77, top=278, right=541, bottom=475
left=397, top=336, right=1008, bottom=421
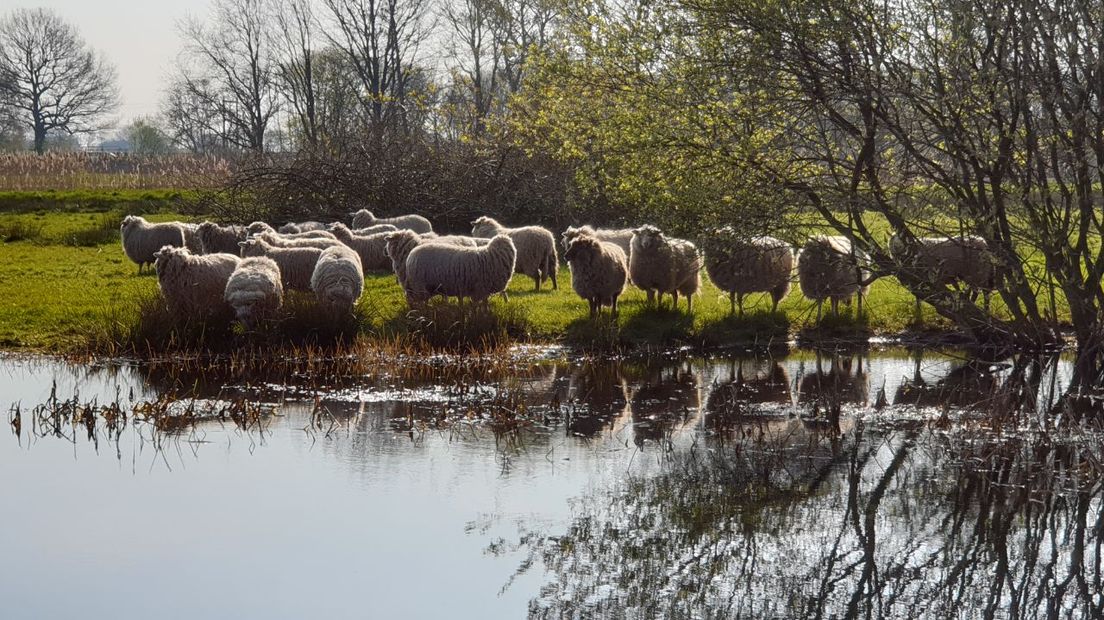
left=737, top=292, right=744, bottom=317
left=612, top=297, right=619, bottom=317
left=646, top=289, right=655, bottom=305
left=857, top=291, right=864, bottom=317
left=501, top=290, right=509, bottom=303
left=913, top=298, right=921, bottom=323
left=687, top=293, right=693, bottom=314
left=589, top=299, right=598, bottom=319
left=672, top=291, right=679, bottom=311
left=983, top=290, right=991, bottom=313
left=816, top=299, right=823, bottom=322
left=729, top=292, right=736, bottom=316
left=831, top=297, right=840, bottom=316
left=534, top=273, right=541, bottom=292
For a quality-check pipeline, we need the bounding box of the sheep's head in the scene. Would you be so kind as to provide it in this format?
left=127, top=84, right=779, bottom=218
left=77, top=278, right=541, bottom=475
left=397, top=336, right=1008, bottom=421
left=320, top=277, right=358, bottom=309
left=564, top=235, right=599, bottom=262
left=352, top=209, right=374, bottom=223
left=471, top=216, right=498, bottom=236
left=329, top=223, right=351, bottom=239
left=384, top=230, right=418, bottom=260
left=247, top=221, right=273, bottom=235
left=153, top=245, right=189, bottom=272
left=633, top=225, right=664, bottom=250
left=197, top=221, right=216, bottom=234
left=238, top=238, right=264, bottom=256
left=278, top=223, right=300, bottom=234
left=561, top=225, right=587, bottom=250
left=119, top=215, right=142, bottom=233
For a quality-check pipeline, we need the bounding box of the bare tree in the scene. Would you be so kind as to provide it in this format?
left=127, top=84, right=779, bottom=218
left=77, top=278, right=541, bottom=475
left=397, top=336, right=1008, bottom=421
left=321, top=0, right=432, bottom=133
left=177, top=0, right=278, bottom=152
left=441, top=0, right=503, bottom=135
left=0, top=8, right=118, bottom=153
left=161, top=77, right=223, bottom=154
left=271, top=0, right=321, bottom=148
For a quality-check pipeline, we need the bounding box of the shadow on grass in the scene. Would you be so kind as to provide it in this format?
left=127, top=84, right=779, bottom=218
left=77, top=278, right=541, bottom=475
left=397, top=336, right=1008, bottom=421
left=564, top=313, right=624, bottom=351
left=379, top=298, right=531, bottom=351
left=697, top=311, right=790, bottom=348
left=620, top=305, right=695, bottom=347
left=795, top=309, right=874, bottom=346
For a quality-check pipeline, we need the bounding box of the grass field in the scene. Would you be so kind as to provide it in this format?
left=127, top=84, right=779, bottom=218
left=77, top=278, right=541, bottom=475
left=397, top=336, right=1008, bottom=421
left=0, top=206, right=976, bottom=353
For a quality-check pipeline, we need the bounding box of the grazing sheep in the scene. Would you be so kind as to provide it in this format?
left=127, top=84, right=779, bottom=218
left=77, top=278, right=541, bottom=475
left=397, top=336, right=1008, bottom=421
left=238, top=237, right=324, bottom=291
left=703, top=231, right=795, bottom=315
left=350, top=209, right=433, bottom=234
left=562, top=225, right=634, bottom=257
left=197, top=222, right=248, bottom=255
left=120, top=215, right=188, bottom=273
left=279, top=221, right=327, bottom=234
left=257, top=231, right=343, bottom=250
left=224, top=257, right=284, bottom=328
left=385, top=230, right=490, bottom=287
left=564, top=233, right=629, bottom=318
left=629, top=225, right=702, bottom=312
left=889, top=234, right=998, bottom=313
left=329, top=223, right=394, bottom=271
left=404, top=235, right=517, bottom=304
left=311, top=244, right=364, bottom=314
left=153, top=245, right=240, bottom=317
left=471, top=216, right=559, bottom=290
left=798, top=235, right=870, bottom=320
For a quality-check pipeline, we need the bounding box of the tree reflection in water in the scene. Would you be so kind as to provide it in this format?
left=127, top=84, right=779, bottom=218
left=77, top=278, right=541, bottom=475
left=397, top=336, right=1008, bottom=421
left=512, top=354, right=1104, bottom=619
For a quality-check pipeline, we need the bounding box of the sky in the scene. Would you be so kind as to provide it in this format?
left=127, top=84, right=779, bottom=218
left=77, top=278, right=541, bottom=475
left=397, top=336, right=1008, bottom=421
left=17, top=0, right=213, bottom=130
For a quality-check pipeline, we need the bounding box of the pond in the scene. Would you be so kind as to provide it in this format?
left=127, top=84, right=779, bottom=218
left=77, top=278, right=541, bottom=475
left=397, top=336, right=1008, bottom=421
left=1, top=347, right=1100, bottom=619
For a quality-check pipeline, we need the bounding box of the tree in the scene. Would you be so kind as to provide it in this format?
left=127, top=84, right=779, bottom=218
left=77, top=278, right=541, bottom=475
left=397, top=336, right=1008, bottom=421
left=177, top=0, right=278, bottom=152
left=124, top=117, right=171, bottom=155
left=0, top=8, right=118, bottom=153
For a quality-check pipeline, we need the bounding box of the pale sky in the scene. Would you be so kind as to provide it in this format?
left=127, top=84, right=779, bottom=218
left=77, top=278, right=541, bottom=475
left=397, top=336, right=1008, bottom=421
left=15, top=0, right=213, bottom=129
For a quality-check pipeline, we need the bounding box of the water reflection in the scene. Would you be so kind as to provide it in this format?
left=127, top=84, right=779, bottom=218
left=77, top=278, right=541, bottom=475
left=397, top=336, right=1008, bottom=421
left=627, top=360, right=701, bottom=448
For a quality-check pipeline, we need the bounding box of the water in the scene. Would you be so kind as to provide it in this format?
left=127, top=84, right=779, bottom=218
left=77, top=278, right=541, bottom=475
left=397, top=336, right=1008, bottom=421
left=0, top=349, right=1098, bottom=619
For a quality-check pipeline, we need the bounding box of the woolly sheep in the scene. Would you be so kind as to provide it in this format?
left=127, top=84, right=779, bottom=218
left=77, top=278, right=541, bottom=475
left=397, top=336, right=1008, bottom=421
left=238, top=237, right=324, bottom=291
left=348, top=223, right=398, bottom=235
left=350, top=209, right=433, bottom=234
left=279, top=221, right=327, bottom=234
left=311, top=244, right=364, bottom=315
left=385, top=230, right=490, bottom=287
left=182, top=223, right=203, bottom=253
left=153, top=245, right=240, bottom=317
left=120, top=215, right=187, bottom=273
left=562, top=225, right=634, bottom=257
left=197, top=222, right=248, bottom=255
left=224, top=257, right=284, bottom=328
left=889, top=234, right=998, bottom=313
left=629, top=225, right=702, bottom=313
left=564, top=233, right=628, bottom=318
left=471, top=216, right=559, bottom=291
left=404, top=234, right=517, bottom=304
left=329, top=223, right=394, bottom=271
left=797, top=235, right=870, bottom=320
left=703, top=230, right=795, bottom=315
left=256, top=231, right=343, bottom=250
left=247, top=221, right=276, bottom=236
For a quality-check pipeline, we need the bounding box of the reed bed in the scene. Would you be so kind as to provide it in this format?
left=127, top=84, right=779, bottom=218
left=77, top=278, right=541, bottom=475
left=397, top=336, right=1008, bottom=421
left=0, top=152, right=233, bottom=190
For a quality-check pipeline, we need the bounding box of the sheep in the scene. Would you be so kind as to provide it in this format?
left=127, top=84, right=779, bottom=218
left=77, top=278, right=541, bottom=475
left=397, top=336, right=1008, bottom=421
left=889, top=234, right=998, bottom=314
left=153, top=245, right=240, bottom=317
left=797, top=235, right=871, bottom=320
left=197, top=222, right=248, bottom=255
left=278, top=221, right=327, bottom=234
left=404, top=234, right=517, bottom=304
left=703, top=230, right=795, bottom=315
left=564, top=233, right=629, bottom=318
left=350, top=209, right=433, bottom=234
left=247, top=221, right=335, bottom=240
left=238, top=237, right=324, bottom=291
left=224, top=257, right=284, bottom=328
left=181, top=223, right=204, bottom=253
left=329, top=223, right=394, bottom=271
left=562, top=225, right=634, bottom=257
left=311, top=244, right=364, bottom=315
left=470, top=216, right=559, bottom=291
left=385, top=230, right=490, bottom=287
left=348, top=223, right=398, bottom=235
left=628, top=225, right=702, bottom=313
left=256, top=231, right=343, bottom=250
left=120, top=215, right=188, bottom=273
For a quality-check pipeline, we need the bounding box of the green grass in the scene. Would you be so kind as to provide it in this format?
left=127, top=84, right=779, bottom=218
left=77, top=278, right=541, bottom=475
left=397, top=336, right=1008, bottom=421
left=0, top=189, right=195, bottom=214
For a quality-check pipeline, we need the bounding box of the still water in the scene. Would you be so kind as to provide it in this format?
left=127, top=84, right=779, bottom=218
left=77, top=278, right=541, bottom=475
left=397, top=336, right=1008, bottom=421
left=0, top=348, right=1098, bottom=619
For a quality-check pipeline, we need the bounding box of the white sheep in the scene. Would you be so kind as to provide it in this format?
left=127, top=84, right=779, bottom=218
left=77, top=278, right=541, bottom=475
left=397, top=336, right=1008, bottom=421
left=247, top=221, right=276, bottom=236
left=385, top=230, right=490, bottom=287
left=564, top=233, right=629, bottom=318
left=224, top=257, right=284, bottom=328
left=404, top=235, right=517, bottom=304
left=120, top=215, right=187, bottom=273
left=279, top=221, right=327, bottom=234
left=562, top=225, right=634, bottom=257
left=703, top=230, right=795, bottom=315
left=798, top=235, right=871, bottom=320
left=238, top=237, right=324, bottom=291
left=471, top=216, right=559, bottom=291
left=329, top=223, right=394, bottom=271
left=197, top=222, right=248, bottom=255
left=889, top=234, right=998, bottom=313
left=350, top=209, right=433, bottom=234
left=629, top=225, right=702, bottom=313
left=256, top=231, right=343, bottom=250
left=153, top=245, right=240, bottom=317
left=349, top=223, right=398, bottom=235
left=181, top=223, right=204, bottom=253
left=311, top=244, right=364, bottom=315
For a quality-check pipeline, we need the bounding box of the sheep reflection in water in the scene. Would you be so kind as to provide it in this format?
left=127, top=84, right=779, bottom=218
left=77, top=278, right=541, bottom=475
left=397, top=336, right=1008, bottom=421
left=704, top=359, right=791, bottom=435
left=627, top=361, right=701, bottom=448
left=894, top=351, right=999, bottom=409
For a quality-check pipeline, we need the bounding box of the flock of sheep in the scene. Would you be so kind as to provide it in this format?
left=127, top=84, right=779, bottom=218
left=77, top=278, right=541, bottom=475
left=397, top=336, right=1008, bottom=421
left=118, top=208, right=999, bottom=330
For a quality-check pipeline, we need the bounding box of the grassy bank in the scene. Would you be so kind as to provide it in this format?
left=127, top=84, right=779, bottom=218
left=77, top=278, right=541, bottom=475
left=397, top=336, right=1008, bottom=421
left=0, top=207, right=983, bottom=353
